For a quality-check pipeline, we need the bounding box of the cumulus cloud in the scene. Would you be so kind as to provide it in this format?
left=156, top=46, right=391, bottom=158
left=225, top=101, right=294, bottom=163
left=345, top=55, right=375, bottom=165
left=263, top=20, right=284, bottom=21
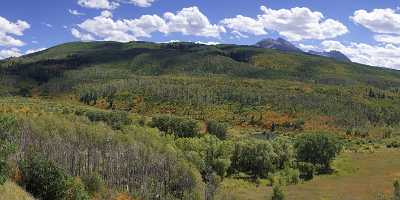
left=71, top=28, right=95, bottom=41
left=321, top=40, right=400, bottom=69
left=221, top=6, right=348, bottom=41
left=77, top=0, right=157, bottom=9
left=220, top=15, right=266, bottom=37
left=163, top=7, right=225, bottom=38
left=123, top=0, right=156, bottom=7
left=78, top=0, right=119, bottom=10
left=0, top=48, right=22, bottom=59
left=25, top=48, right=46, bottom=54
left=374, top=34, right=400, bottom=45
left=351, top=8, right=400, bottom=45
left=68, top=9, right=85, bottom=16
left=73, top=6, right=224, bottom=42
left=195, top=41, right=220, bottom=45
left=299, top=43, right=320, bottom=51
left=0, top=47, right=46, bottom=59
left=0, top=16, right=30, bottom=47
left=351, top=8, right=400, bottom=34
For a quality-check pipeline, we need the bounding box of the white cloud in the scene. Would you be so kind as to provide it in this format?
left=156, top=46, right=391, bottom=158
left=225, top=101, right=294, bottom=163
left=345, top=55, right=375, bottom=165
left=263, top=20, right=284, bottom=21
left=77, top=0, right=119, bottom=10
left=73, top=6, right=223, bottom=42
left=258, top=6, right=348, bottom=41
left=25, top=48, right=46, bottom=54
left=0, top=16, right=30, bottom=47
left=42, top=23, right=53, bottom=28
left=195, top=41, right=220, bottom=45
left=0, top=33, right=25, bottom=47
left=0, top=47, right=47, bottom=59
left=163, top=7, right=225, bottom=38
left=74, top=11, right=166, bottom=42
left=123, top=0, right=156, bottom=7
left=220, top=15, right=266, bottom=37
left=0, top=48, right=22, bottom=59
left=322, top=40, right=400, bottom=69
left=299, top=43, right=319, bottom=51
left=68, top=9, right=85, bottom=16
left=231, top=30, right=249, bottom=39
left=100, top=10, right=113, bottom=18
left=351, top=8, right=400, bottom=45
left=351, top=8, right=400, bottom=34
left=221, top=6, right=348, bottom=41
left=71, top=28, right=95, bottom=41
left=374, top=34, right=400, bottom=44
left=77, top=0, right=157, bottom=9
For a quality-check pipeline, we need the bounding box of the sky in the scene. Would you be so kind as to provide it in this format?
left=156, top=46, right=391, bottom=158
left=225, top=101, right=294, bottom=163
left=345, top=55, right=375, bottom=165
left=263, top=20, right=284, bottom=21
left=1, top=0, right=400, bottom=69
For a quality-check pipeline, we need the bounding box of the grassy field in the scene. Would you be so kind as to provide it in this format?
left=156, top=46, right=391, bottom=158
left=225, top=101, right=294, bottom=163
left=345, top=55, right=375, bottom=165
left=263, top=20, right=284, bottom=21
left=216, top=149, right=400, bottom=200
left=0, top=181, right=35, bottom=200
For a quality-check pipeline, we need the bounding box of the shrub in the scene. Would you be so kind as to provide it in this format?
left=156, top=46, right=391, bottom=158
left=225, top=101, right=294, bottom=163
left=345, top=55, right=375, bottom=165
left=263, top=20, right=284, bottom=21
left=151, top=115, right=199, bottom=137
left=272, top=137, right=295, bottom=170
left=82, top=110, right=131, bottom=130
left=268, top=168, right=300, bottom=186
left=296, top=162, right=315, bottom=180
left=394, top=180, right=400, bottom=200
left=206, top=120, right=228, bottom=140
left=0, top=115, right=17, bottom=185
left=294, top=133, right=342, bottom=171
left=271, top=185, right=285, bottom=200
left=230, top=139, right=277, bottom=178
left=65, top=177, right=90, bottom=200
left=18, top=156, right=69, bottom=200
left=18, top=155, right=89, bottom=200
left=385, top=137, right=400, bottom=148
left=82, top=173, right=106, bottom=196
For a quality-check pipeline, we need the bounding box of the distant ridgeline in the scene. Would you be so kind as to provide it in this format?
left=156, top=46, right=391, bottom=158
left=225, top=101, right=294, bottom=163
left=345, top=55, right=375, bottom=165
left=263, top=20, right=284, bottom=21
left=255, top=37, right=351, bottom=62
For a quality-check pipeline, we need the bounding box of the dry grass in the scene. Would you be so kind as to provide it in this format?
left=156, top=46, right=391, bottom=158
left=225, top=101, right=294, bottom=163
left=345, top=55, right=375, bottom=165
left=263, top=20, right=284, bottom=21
left=0, top=181, right=35, bottom=200
left=216, top=149, right=400, bottom=200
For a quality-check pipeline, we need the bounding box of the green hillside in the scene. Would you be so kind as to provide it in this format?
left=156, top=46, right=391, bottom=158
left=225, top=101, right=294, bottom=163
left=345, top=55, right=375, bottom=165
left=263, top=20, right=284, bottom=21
left=1, top=41, right=400, bottom=200
left=2, top=41, right=400, bottom=132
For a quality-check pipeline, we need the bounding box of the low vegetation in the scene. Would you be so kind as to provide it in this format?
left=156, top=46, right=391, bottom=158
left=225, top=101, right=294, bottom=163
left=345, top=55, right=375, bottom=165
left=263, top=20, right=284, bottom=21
left=0, top=41, right=399, bottom=199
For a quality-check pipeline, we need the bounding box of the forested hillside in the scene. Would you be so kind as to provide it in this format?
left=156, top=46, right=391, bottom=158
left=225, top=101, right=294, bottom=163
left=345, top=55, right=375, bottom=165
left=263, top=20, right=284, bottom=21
left=1, top=41, right=400, bottom=200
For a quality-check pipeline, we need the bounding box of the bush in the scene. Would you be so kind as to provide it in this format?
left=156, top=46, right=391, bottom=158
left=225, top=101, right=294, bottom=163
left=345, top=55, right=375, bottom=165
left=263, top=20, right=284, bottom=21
left=18, top=155, right=89, bottom=200
left=385, top=137, right=400, bottom=148
left=77, top=109, right=131, bottom=130
left=268, top=168, right=300, bottom=186
left=206, top=120, right=228, bottom=140
left=271, top=185, right=285, bottom=200
left=296, top=162, right=315, bottom=180
left=18, top=156, right=69, bottom=200
left=272, top=137, right=295, bottom=170
left=151, top=115, right=199, bottom=137
left=394, top=180, right=400, bottom=200
left=82, top=173, right=106, bottom=196
left=230, top=139, right=277, bottom=178
left=65, top=177, right=90, bottom=200
left=0, top=115, right=17, bottom=185
left=294, top=133, right=342, bottom=171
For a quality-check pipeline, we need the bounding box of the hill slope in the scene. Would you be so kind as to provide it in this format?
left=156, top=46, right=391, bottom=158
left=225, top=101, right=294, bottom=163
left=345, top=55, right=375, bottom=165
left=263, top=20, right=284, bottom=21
left=1, top=41, right=399, bottom=87
left=1, top=41, right=400, bottom=132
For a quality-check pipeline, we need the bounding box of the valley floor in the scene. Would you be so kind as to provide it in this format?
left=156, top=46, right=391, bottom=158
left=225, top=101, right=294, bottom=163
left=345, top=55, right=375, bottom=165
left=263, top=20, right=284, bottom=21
left=217, top=149, right=400, bottom=200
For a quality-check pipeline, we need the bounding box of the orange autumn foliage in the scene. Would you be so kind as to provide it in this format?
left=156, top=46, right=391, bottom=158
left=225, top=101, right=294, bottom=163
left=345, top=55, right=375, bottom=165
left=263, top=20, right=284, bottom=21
left=260, top=111, right=293, bottom=130
left=113, top=193, right=135, bottom=200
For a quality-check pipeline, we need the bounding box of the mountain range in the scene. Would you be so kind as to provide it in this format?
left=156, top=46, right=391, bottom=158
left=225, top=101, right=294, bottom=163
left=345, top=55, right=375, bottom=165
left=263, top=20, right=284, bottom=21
left=255, top=38, right=351, bottom=62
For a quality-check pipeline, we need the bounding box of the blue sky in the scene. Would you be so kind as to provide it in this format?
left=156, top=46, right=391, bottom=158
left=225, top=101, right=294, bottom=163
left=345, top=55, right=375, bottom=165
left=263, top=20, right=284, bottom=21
left=1, top=0, right=400, bottom=69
